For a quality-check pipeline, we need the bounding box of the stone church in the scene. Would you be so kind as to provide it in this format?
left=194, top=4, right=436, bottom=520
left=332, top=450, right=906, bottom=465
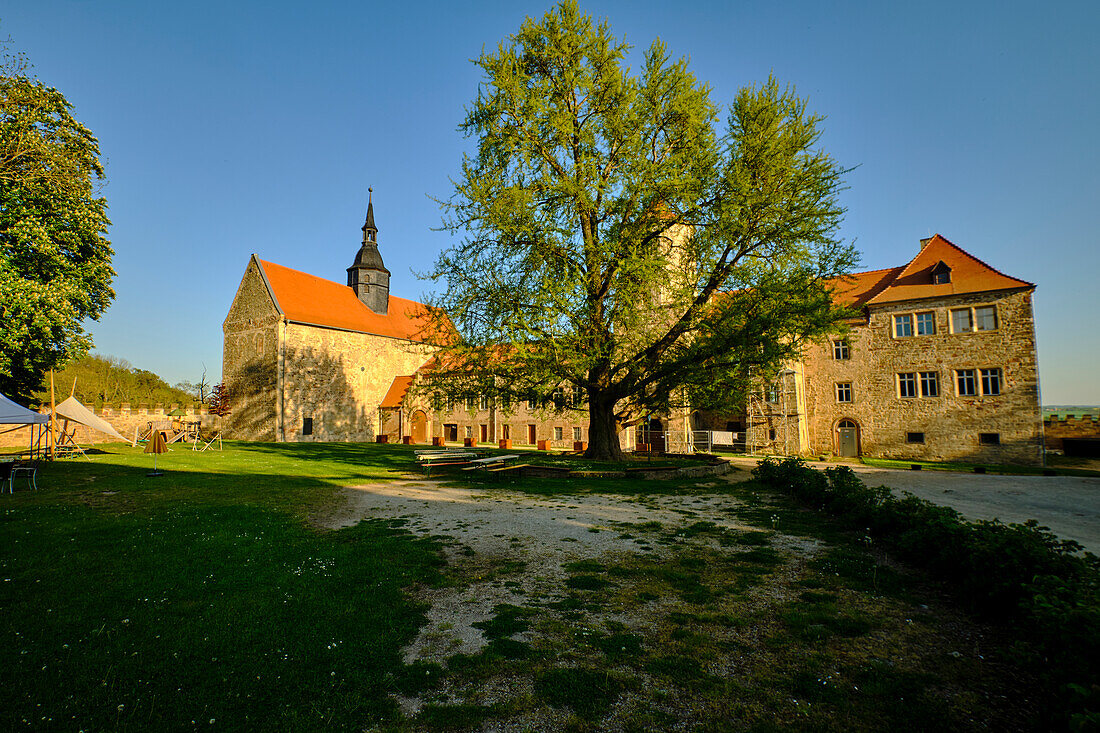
left=222, top=199, right=1042, bottom=464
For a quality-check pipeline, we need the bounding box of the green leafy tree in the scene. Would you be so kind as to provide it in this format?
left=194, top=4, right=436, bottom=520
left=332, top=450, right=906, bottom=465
left=421, top=1, right=855, bottom=460
left=0, top=42, right=114, bottom=402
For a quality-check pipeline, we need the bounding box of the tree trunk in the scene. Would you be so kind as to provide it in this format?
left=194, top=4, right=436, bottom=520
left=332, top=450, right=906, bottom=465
left=585, top=395, right=623, bottom=461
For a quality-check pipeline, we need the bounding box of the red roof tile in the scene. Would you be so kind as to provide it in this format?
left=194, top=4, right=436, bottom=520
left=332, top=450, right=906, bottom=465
left=865, top=234, right=1033, bottom=305
left=379, top=375, right=414, bottom=409
left=257, top=258, right=435, bottom=341
left=825, top=234, right=1032, bottom=310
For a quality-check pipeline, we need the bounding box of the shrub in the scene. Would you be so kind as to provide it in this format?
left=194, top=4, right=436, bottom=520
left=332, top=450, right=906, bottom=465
left=752, top=456, right=1100, bottom=728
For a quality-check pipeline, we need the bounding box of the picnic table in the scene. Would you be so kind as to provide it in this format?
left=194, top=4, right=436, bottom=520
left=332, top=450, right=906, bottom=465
left=461, top=454, right=521, bottom=471
left=417, top=451, right=477, bottom=477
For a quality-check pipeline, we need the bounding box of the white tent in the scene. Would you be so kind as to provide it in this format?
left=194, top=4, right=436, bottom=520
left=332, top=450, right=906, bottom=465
left=0, top=392, right=49, bottom=424
left=55, top=396, right=134, bottom=445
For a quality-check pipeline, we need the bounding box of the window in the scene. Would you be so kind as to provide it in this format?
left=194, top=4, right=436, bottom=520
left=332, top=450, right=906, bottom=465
left=552, top=388, right=565, bottom=409
left=975, top=306, right=998, bottom=331
left=464, top=395, right=475, bottom=411
left=302, top=417, right=313, bottom=436
left=832, top=339, right=850, bottom=360
left=956, top=369, right=977, bottom=396
left=951, top=308, right=973, bottom=333
left=981, top=368, right=1002, bottom=396
left=932, top=270, right=951, bottom=285
left=768, top=429, right=777, bottom=441
left=479, top=394, right=490, bottom=410
left=898, top=372, right=918, bottom=398
left=464, top=425, right=473, bottom=438
left=766, top=385, right=779, bottom=403
left=836, top=382, right=852, bottom=403
left=573, top=427, right=582, bottom=441
left=569, top=389, right=584, bottom=408
left=894, top=314, right=913, bottom=338
left=979, top=433, right=1001, bottom=446
left=919, top=371, right=939, bottom=397
left=527, top=399, right=538, bottom=411
left=554, top=427, right=563, bottom=441
left=906, top=432, right=925, bottom=444
left=916, top=312, right=936, bottom=336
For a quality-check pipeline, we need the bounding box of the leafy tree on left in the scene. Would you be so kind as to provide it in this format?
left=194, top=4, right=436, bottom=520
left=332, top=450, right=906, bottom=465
left=0, top=45, right=114, bottom=402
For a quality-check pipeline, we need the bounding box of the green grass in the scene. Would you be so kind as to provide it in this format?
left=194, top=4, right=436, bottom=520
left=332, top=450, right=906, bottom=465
left=861, top=456, right=1100, bottom=477
left=0, top=442, right=443, bottom=731
left=1, top=441, right=1048, bottom=731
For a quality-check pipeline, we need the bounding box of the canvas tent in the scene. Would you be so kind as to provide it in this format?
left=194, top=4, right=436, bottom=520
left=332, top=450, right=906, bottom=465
left=0, top=392, right=49, bottom=459
left=0, top=393, right=49, bottom=425
left=55, top=396, right=134, bottom=445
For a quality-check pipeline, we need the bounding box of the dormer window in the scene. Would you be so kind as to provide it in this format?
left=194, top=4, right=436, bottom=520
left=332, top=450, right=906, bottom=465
left=931, top=261, right=951, bottom=285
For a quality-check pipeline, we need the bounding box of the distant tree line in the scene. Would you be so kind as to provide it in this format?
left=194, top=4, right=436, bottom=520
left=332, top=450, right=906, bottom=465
left=33, top=353, right=201, bottom=409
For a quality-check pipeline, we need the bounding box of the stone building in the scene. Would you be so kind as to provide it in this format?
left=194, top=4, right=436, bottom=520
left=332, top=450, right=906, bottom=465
left=224, top=204, right=1042, bottom=464
left=745, top=234, right=1043, bottom=465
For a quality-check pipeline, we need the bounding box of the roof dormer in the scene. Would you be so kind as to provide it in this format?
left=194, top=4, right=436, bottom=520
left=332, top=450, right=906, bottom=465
left=930, top=260, right=951, bottom=285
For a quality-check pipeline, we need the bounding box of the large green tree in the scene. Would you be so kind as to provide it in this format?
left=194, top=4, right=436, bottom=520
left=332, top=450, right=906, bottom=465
left=423, top=1, right=855, bottom=460
left=0, top=45, right=114, bottom=402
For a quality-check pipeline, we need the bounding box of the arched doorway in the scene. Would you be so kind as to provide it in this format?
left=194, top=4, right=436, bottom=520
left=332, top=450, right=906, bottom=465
left=410, top=410, right=428, bottom=444
left=836, top=419, right=860, bottom=457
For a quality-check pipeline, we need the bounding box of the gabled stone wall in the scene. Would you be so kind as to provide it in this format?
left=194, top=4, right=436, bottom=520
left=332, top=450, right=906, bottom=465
left=222, top=258, right=280, bottom=440
left=801, top=288, right=1042, bottom=465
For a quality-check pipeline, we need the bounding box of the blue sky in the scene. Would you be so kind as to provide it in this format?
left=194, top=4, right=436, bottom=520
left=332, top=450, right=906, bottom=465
left=5, top=0, right=1098, bottom=403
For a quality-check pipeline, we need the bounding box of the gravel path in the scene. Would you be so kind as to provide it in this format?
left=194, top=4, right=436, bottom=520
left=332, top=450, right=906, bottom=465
left=725, top=457, right=1100, bottom=553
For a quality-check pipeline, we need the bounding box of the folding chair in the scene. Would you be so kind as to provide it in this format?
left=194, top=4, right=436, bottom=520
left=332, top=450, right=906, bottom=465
left=6, top=460, right=38, bottom=493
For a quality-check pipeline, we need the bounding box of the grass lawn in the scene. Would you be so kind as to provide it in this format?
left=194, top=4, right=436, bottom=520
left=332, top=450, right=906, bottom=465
left=0, top=442, right=443, bottom=731
left=1, top=442, right=1045, bottom=730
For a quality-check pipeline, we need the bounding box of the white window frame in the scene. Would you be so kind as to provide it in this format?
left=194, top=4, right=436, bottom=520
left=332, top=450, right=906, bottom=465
left=915, top=311, right=936, bottom=336
left=919, top=371, right=939, bottom=398
left=897, top=372, right=918, bottom=398
left=893, top=314, right=914, bottom=338
left=832, top=339, right=850, bottom=360
left=835, top=382, right=852, bottom=403
left=956, top=368, right=977, bottom=396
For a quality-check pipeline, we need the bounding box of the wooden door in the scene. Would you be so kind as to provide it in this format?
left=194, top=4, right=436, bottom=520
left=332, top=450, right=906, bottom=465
left=838, top=420, right=859, bottom=457
left=411, top=410, right=428, bottom=444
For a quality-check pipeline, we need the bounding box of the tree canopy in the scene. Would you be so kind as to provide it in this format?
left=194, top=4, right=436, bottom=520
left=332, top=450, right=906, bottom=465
left=35, top=353, right=196, bottom=409
left=0, top=43, right=114, bottom=402
left=422, top=1, right=856, bottom=459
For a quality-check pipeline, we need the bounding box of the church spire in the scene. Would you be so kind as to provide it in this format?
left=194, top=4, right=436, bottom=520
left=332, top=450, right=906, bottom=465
left=348, top=188, right=390, bottom=315
left=362, top=187, right=377, bottom=243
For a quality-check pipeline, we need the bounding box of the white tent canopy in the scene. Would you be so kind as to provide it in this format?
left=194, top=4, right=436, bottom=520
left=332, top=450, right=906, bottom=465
left=56, top=396, right=133, bottom=444
left=0, top=392, right=49, bottom=425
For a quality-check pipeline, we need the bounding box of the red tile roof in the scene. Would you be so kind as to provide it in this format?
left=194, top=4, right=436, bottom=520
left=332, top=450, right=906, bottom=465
left=828, top=234, right=1032, bottom=309
left=379, top=375, right=414, bottom=409
left=256, top=258, right=435, bottom=341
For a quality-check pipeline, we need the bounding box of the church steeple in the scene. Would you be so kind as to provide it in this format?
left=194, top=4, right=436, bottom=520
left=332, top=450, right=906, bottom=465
left=347, top=188, right=390, bottom=315
left=362, top=188, right=377, bottom=243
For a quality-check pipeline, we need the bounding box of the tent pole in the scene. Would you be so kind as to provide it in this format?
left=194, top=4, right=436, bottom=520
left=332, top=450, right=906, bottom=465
left=50, top=371, right=57, bottom=461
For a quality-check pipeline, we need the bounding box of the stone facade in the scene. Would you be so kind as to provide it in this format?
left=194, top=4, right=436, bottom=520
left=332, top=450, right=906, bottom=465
left=223, top=221, right=1043, bottom=465
left=801, top=288, right=1042, bottom=465
left=222, top=258, right=280, bottom=440
left=1044, top=415, right=1099, bottom=451
left=280, top=323, right=432, bottom=442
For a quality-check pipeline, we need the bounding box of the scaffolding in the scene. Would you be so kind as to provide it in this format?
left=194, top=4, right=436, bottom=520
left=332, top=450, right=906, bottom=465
left=746, top=369, right=802, bottom=457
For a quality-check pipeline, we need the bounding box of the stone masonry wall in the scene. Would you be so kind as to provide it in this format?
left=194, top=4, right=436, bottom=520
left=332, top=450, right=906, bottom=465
left=1044, top=415, right=1099, bottom=451
left=222, top=258, right=280, bottom=440
left=0, top=404, right=222, bottom=449
left=280, top=323, right=434, bottom=442
left=802, top=288, right=1042, bottom=465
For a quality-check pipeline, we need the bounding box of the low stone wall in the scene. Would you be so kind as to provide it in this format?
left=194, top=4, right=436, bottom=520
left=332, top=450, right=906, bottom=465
left=520, top=458, right=731, bottom=481
left=1044, top=415, right=1099, bottom=451
left=0, top=403, right=223, bottom=448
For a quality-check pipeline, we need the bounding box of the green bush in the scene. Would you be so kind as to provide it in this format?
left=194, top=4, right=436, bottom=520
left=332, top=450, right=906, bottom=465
left=753, top=456, right=1100, bottom=729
